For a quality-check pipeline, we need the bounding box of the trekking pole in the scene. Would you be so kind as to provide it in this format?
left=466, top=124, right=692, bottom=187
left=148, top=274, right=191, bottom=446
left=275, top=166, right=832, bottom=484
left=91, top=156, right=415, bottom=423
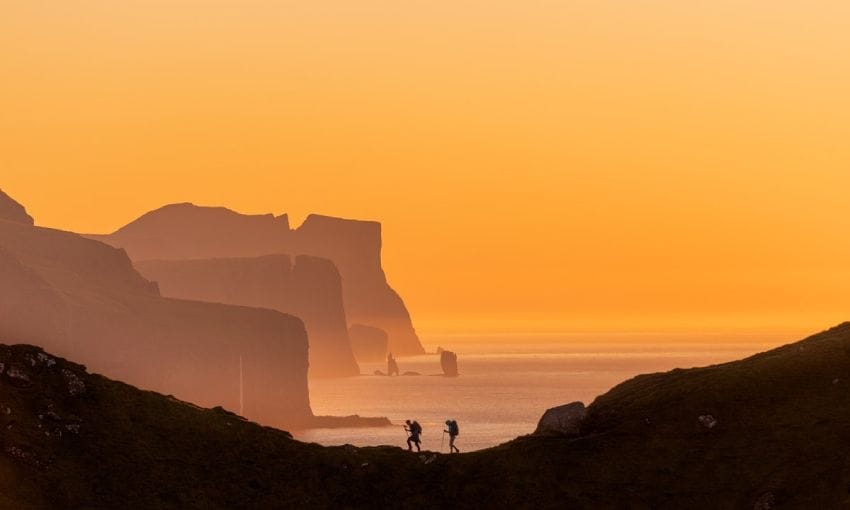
left=440, top=430, right=445, bottom=453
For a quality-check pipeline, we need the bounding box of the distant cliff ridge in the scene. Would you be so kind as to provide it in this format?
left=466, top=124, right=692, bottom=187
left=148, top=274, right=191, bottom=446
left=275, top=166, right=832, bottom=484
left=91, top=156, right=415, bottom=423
left=91, top=203, right=292, bottom=260
left=90, top=203, right=424, bottom=355
left=0, top=193, right=313, bottom=428
left=136, top=255, right=360, bottom=378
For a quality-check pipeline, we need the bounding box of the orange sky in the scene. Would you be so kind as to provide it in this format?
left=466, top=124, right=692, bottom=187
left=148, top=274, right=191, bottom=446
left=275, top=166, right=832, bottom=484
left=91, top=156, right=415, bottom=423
left=3, top=1, right=849, bottom=335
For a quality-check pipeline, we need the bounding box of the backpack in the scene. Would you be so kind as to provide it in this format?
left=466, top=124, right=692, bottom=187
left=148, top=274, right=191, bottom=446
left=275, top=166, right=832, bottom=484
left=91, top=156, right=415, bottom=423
left=449, top=420, right=459, bottom=436
left=411, top=421, right=422, bottom=435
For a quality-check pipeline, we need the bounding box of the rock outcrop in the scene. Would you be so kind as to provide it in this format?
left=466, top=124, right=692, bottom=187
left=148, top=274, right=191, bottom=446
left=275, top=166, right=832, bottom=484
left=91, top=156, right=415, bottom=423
left=90, top=204, right=424, bottom=355
left=533, top=402, right=586, bottom=436
left=348, top=324, right=389, bottom=363
left=136, top=255, right=360, bottom=377
left=0, top=188, right=34, bottom=226
left=0, top=194, right=312, bottom=428
left=440, top=350, right=459, bottom=377
left=387, top=353, right=400, bottom=376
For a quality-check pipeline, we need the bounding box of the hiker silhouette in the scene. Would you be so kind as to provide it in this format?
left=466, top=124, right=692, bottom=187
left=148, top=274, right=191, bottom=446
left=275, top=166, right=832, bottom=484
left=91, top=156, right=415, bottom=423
left=445, top=419, right=460, bottom=453
left=405, top=419, right=422, bottom=452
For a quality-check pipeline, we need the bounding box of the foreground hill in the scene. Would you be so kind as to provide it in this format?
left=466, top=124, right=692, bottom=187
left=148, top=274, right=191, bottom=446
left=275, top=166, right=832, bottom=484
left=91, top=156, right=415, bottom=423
left=4, top=324, right=850, bottom=508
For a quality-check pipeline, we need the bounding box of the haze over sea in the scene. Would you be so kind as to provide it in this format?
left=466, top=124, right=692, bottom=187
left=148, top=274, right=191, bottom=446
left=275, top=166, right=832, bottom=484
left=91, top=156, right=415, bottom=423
left=298, top=332, right=791, bottom=452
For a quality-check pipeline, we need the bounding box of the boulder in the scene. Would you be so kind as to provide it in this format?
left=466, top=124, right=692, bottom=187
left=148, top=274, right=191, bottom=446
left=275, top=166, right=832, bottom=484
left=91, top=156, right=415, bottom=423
left=534, top=402, right=587, bottom=437
left=440, top=350, right=459, bottom=377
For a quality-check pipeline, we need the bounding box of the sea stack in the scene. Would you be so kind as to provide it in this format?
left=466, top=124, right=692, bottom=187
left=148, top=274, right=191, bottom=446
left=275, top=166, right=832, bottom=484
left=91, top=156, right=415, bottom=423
left=440, top=350, right=459, bottom=377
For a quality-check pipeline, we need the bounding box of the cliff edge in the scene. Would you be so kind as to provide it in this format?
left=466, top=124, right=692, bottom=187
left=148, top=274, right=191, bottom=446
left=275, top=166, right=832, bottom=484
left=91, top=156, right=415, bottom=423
left=136, top=255, right=360, bottom=378
left=0, top=194, right=312, bottom=428
left=0, top=188, right=34, bottom=226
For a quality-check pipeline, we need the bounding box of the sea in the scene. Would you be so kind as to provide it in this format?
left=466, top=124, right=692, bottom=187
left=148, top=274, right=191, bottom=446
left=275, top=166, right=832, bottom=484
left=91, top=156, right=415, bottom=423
left=296, top=333, right=791, bottom=452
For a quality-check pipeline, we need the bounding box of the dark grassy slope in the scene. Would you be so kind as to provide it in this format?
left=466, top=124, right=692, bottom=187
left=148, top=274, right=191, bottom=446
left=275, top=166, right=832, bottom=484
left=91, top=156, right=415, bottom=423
left=0, top=344, right=419, bottom=509
left=4, top=324, right=850, bottom=509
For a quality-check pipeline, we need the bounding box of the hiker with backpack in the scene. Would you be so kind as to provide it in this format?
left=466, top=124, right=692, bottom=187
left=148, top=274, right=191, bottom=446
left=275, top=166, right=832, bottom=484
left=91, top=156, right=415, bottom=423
left=445, top=419, right=460, bottom=453
left=404, top=419, right=423, bottom=452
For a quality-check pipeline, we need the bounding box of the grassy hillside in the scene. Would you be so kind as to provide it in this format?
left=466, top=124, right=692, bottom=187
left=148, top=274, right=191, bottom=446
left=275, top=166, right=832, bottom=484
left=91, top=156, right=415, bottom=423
left=4, top=324, right=850, bottom=509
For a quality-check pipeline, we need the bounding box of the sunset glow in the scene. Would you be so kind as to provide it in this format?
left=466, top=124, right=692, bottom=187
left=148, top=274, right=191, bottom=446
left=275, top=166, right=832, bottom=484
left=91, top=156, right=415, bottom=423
left=4, top=0, right=849, bottom=334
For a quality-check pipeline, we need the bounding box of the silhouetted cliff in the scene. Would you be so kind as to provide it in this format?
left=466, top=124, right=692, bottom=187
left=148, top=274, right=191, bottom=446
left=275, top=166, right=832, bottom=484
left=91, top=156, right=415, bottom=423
left=90, top=203, right=291, bottom=260
left=4, top=324, right=850, bottom=508
left=90, top=204, right=424, bottom=355
left=294, top=214, right=422, bottom=356
left=0, top=189, right=34, bottom=226
left=136, top=255, right=360, bottom=377
left=348, top=324, right=389, bottom=362
left=0, top=196, right=312, bottom=428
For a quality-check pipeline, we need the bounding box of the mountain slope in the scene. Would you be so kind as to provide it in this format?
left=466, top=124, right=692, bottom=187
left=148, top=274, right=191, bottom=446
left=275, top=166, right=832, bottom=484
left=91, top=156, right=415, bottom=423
left=3, top=324, right=850, bottom=508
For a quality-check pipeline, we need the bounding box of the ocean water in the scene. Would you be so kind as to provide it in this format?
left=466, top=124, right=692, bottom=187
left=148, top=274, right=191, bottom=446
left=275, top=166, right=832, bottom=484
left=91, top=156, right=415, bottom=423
left=296, top=334, right=785, bottom=452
